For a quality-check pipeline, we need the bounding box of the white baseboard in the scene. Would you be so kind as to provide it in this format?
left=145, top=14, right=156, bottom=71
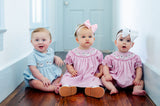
left=143, top=63, right=160, bottom=105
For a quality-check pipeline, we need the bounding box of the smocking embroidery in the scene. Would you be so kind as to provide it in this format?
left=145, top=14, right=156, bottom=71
left=73, top=48, right=97, bottom=56
left=112, top=52, right=135, bottom=60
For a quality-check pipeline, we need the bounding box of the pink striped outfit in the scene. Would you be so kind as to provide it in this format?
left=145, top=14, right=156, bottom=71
left=102, top=51, right=142, bottom=88
left=61, top=47, right=103, bottom=87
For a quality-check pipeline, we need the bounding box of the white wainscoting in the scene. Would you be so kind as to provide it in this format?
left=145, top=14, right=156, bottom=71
left=0, top=56, right=28, bottom=103
left=143, top=63, right=160, bottom=106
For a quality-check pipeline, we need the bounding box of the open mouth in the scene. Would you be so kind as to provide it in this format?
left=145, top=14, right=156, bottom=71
left=39, top=46, right=44, bottom=49
left=122, top=46, right=126, bottom=48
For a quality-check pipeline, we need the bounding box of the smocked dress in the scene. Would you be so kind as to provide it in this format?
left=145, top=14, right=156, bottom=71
left=61, top=47, right=103, bottom=87
left=23, top=48, right=62, bottom=87
left=102, top=51, right=142, bottom=88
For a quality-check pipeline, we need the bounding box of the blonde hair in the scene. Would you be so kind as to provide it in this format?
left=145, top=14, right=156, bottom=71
left=31, top=28, right=52, bottom=40
left=74, top=24, right=94, bottom=37
left=74, top=24, right=85, bottom=37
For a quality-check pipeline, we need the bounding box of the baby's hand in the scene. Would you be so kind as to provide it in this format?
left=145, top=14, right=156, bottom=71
left=70, top=70, right=78, bottom=77
left=54, top=56, right=64, bottom=67
left=133, top=78, right=141, bottom=86
left=41, top=77, right=51, bottom=87
left=104, top=74, right=112, bottom=81
left=94, top=73, right=102, bottom=78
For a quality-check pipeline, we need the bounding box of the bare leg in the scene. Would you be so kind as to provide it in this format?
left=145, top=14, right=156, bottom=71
left=29, top=80, right=56, bottom=92
left=132, top=80, right=146, bottom=96
left=101, top=76, right=118, bottom=95
left=52, top=76, right=62, bottom=85
left=52, top=83, right=61, bottom=94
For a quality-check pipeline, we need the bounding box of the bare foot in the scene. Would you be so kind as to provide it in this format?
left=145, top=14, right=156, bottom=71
left=132, top=90, right=146, bottom=96
left=54, top=86, right=59, bottom=94
left=54, top=83, right=62, bottom=94
left=110, top=88, right=118, bottom=95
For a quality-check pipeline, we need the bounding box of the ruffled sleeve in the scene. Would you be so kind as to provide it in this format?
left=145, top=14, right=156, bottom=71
left=27, top=52, right=36, bottom=66
left=102, top=55, right=112, bottom=67
left=96, top=50, right=103, bottom=64
left=64, top=51, right=73, bottom=65
left=134, top=55, right=142, bottom=69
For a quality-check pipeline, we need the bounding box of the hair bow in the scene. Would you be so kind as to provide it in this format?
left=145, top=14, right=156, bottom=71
left=117, top=28, right=138, bottom=41
left=84, top=20, right=98, bottom=33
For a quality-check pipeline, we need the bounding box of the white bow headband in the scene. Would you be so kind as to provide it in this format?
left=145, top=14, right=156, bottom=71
left=117, top=28, right=138, bottom=42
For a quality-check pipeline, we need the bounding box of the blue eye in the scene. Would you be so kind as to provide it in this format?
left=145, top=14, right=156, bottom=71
left=36, top=39, right=39, bottom=41
left=82, top=36, right=85, bottom=38
left=89, top=36, right=92, bottom=38
left=42, top=39, right=46, bottom=41
left=127, top=39, right=131, bottom=42
left=119, top=39, right=123, bottom=41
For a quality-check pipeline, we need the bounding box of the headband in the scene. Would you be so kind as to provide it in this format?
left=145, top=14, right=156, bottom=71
left=117, top=28, right=138, bottom=41
left=83, top=20, right=98, bottom=33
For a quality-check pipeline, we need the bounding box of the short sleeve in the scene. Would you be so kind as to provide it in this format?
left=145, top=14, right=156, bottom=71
left=134, top=55, right=142, bottom=69
left=64, top=51, right=73, bottom=65
left=27, top=53, right=36, bottom=66
left=102, top=55, right=112, bottom=67
left=48, top=48, right=54, bottom=55
left=96, top=50, right=103, bottom=64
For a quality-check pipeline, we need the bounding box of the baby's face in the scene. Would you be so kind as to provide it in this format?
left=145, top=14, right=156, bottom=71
left=76, top=28, right=95, bottom=50
left=115, top=34, right=134, bottom=53
left=31, top=32, right=51, bottom=53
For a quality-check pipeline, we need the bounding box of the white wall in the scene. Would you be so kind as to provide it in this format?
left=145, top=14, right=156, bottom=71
left=0, top=0, right=32, bottom=70
left=112, top=0, right=160, bottom=105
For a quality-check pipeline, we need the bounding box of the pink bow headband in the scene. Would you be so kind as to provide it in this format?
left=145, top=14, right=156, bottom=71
left=83, top=20, right=98, bottom=33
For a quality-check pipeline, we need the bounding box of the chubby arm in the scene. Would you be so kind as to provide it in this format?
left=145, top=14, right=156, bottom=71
left=54, top=55, right=64, bottom=66
left=66, top=64, right=77, bottom=77
left=133, top=67, right=143, bottom=85
left=94, top=64, right=103, bottom=78
left=29, top=65, right=51, bottom=86
left=103, top=65, right=112, bottom=81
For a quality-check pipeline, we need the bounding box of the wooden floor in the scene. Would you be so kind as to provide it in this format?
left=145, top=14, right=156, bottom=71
left=0, top=82, right=155, bottom=106
left=0, top=52, right=156, bottom=106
